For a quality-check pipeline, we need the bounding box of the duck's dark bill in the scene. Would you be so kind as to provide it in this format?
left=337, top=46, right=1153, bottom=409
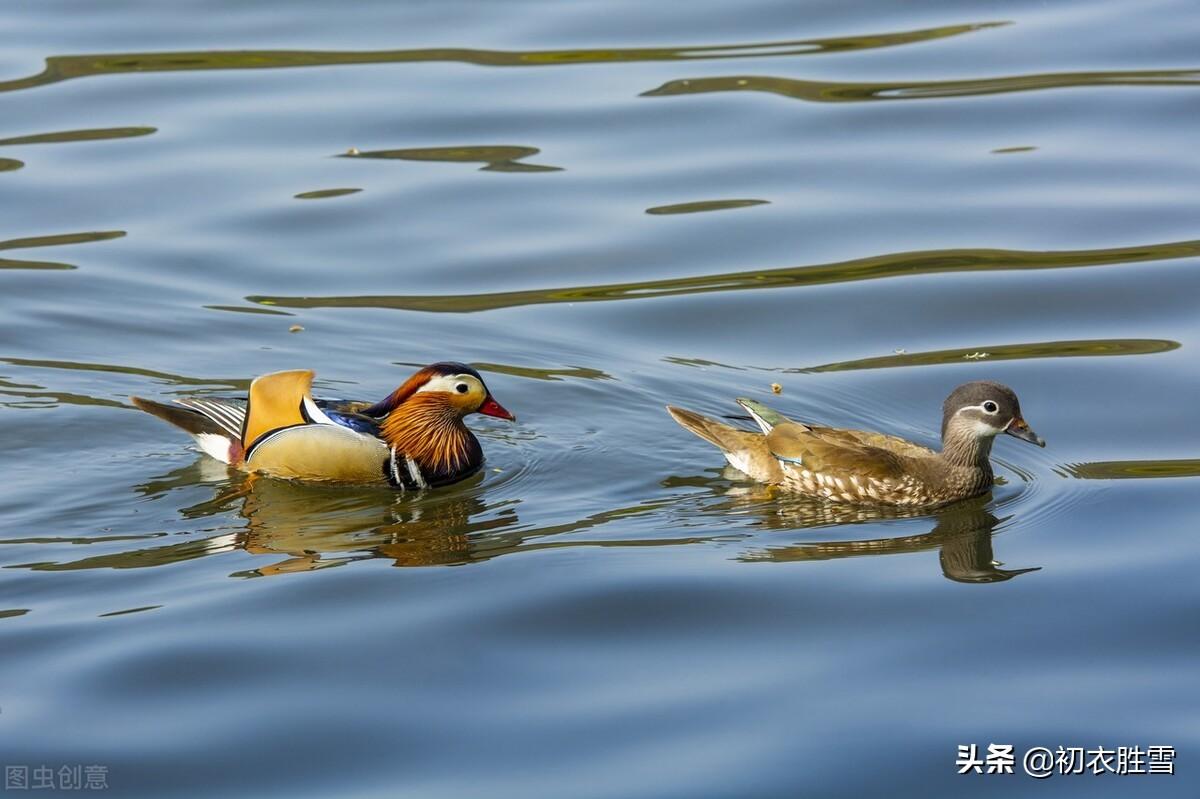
left=1005, top=418, right=1045, bottom=447
left=478, top=396, right=516, bottom=421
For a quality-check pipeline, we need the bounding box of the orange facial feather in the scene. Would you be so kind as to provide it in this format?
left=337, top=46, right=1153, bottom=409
left=379, top=393, right=475, bottom=474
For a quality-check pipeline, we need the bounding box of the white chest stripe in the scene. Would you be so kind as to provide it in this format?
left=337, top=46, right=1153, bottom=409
left=389, top=446, right=405, bottom=491
left=405, top=456, right=428, bottom=489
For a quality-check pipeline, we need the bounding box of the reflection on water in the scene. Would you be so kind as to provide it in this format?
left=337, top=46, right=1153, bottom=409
left=343, top=145, right=561, bottom=173
left=642, top=68, right=1200, bottom=103
left=246, top=236, right=1200, bottom=313
left=0, top=158, right=23, bottom=172
left=2, top=462, right=726, bottom=575
left=0, top=126, right=156, bottom=146
left=740, top=497, right=1039, bottom=583
left=794, top=338, right=1180, bottom=373
left=3, top=456, right=1041, bottom=584
left=1061, top=458, right=1200, bottom=479
left=646, top=199, right=770, bottom=215
left=0, top=230, right=126, bottom=271
left=667, top=474, right=1038, bottom=583
left=0, top=356, right=248, bottom=393
left=293, top=187, right=362, bottom=200
left=0, top=22, right=1004, bottom=94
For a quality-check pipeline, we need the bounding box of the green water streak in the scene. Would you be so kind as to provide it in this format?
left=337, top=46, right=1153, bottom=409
left=246, top=236, right=1200, bottom=313
left=0, top=230, right=125, bottom=270
left=641, top=68, right=1200, bottom=103
left=343, top=146, right=560, bottom=172
left=0, top=127, right=155, bottom=146
left=647, top=199, right=769, bottom=215
left=796, top=339, right=1180, bottom=373
left=0, top=22, right=1005, bottom=95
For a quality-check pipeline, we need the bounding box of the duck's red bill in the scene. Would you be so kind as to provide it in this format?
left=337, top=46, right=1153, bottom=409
left=478, top=396, right=516, bottom=421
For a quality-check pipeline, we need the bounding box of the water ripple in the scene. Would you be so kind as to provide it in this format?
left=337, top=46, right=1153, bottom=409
left=245, top=236, right=1200, bottom=313
left=642, top=68, right=1200, bottom=103
left=0, top=22, right=1006, bottom=94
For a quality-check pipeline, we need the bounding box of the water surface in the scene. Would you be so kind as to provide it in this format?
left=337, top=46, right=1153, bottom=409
left=1, top=1, right=1197, bottom=796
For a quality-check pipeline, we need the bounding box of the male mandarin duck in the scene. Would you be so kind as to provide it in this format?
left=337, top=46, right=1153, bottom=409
left=131, top=362, right=514, bottom=489
left=667, top=381, right=1044, bottom=508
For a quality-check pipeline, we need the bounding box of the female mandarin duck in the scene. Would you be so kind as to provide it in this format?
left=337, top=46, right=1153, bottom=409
left=667, top=381, right=1044, bottom=508
left=132, top=362, right=514, bottom=489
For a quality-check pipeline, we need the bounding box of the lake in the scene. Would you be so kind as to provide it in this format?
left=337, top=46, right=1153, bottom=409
left=1, top=1, right=1197, bottom=796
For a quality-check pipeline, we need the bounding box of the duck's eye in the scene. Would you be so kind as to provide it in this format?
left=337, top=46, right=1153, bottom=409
left=982, top=401, right=999, bottom=414
left=455, top=383, right=470, bottom=394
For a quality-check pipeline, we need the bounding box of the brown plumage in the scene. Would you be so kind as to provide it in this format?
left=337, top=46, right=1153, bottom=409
left=379, top=392, right=480, bottom=481
left=667, top=381, right=1044, bottom=508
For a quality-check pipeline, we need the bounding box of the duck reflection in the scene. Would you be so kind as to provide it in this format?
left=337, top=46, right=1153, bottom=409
left=123, top=464, right=527, bottom=574
left=231, top=475, right=521, bottom=573
left=669, top=471, right=1040, bottom=583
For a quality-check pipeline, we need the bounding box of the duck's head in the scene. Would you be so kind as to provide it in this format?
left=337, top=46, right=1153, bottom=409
left=363, top=362, right=515, bottom=422
left=940, top=381, right=1044, bottom=448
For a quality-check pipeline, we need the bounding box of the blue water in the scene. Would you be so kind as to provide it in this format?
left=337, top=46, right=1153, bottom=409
left=1, top=1, right=1197, bottom=796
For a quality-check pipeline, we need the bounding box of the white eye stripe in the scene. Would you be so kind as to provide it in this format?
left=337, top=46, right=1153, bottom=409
left=956, top=402, right=1002, bottom=416
left=417, top=374, right=480, bottom=394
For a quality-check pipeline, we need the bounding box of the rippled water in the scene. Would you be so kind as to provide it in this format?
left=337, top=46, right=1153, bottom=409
left=2, top=1, right=1198, bottom=796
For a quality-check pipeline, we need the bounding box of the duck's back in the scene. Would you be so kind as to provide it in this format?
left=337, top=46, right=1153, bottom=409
left=765, top=422, right=949, bottom=506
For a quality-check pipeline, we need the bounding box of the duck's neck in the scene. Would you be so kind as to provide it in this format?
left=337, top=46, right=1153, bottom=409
left=940, top=424, right=995, bottom=472
left=379, top=396, right=481, bottom=481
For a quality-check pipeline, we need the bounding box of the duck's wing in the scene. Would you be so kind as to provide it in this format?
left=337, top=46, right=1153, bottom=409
left=766, top=422, right=908, bottom=483
left=241, top=369, right=324, bottom=450
left=237, top=371, right=391, bottom=483
left=313, top=399, right=382, bottom=436
left=820, top=427, right=940, bottom=458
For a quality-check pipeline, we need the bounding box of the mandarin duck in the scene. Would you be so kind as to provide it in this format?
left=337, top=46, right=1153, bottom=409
left=132, top=362, right=514, bottom=489
left=667, top=381, right=1044, bottom=508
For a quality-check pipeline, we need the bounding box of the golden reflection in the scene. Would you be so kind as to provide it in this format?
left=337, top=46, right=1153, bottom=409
left=7, top=462, right=723, bottom=575
left=641, top=68, right=1200, bottom=103
left=0, top=23, right=1004, bottom=94
left=246, top=236, right=1200, bottom=313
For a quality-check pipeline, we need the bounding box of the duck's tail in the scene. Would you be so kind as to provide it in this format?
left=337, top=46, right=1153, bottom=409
left=130, top=396, right=245, bottom=464
left=665, top=405, right=782, bottom=483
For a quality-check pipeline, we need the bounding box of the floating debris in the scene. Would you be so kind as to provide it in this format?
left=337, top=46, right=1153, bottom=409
left=770, top=382, right=783, bottom=394
left=288, top=324, right=304, bottom=333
